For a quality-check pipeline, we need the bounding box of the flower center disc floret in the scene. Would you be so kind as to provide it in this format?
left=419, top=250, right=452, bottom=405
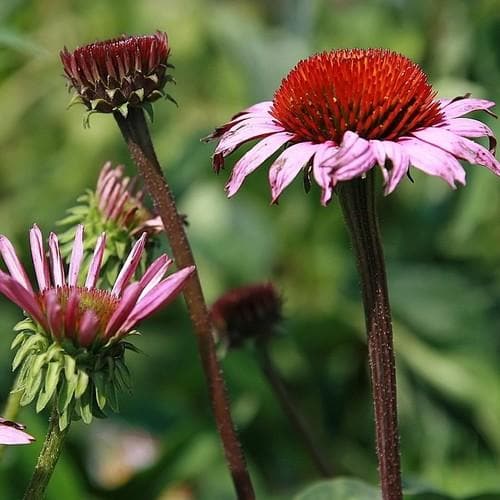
left=271, top=49, right=443, bottom=144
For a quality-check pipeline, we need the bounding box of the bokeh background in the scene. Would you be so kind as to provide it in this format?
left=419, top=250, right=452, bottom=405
left=1, top=0, right=500, bottom=498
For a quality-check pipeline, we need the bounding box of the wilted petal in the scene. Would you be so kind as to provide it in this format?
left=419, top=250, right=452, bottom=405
left=441, top=118, right=496, bottom=152
left=411, top=127, right=500, bottom=175
left=67, top=225, right=84, bottom=286
left=398, top=138, right=466, bottom=187
left=111, top=233, right=147, bottom=296
left=85, top=233, right=106, bottom=289
left=0, top=418, right=34, bottom=445
left=29, top=224, right=51, bottom=291
left=269, top=142, right=318, bottom=202
left=0, top=235, right=33, bottom=293
left=312, top=142, right=337, bottom=206
left=122, top=266, right=194, bottom=332
left=226, top=132, right=294, bottom=197
left=439, top=98, right=496, bottom=120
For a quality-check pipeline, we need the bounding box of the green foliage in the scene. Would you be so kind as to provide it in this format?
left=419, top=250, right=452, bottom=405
left=0, top=0, right=499, bottom=499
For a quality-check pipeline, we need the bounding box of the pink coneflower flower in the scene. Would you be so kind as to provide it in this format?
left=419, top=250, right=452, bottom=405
left=0, top=418, right=34, bottom=445
left=206, top=49, right=500, bottom=205
left=60, top=31, right=173, bottom=118
left=0, top=224, right=194, bottom=424
left=0, top=224, right=192, bottom=347
left=210, top=283, right=282, bottom=349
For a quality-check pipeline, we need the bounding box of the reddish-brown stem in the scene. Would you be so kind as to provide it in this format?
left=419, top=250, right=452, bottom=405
left=114, top=107, right=255, bottom=500
left=256, top=340, right=334, bottom=478
left=337, top=172, right=402, bottom=500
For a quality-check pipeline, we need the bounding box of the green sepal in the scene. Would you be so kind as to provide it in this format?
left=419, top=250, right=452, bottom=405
left=143, top=102, right=154, bottom=123
left=75, top=370, right=89, bottom=398
left=76, top=391, right=93, bottom=424
left=20, top=369, right=43, bottom=406
left=67, top=92, right=83, bottom=109
left=64, top=354, right=76, bottom=380
left=58, top=376, right=77, bottom=414
left=117, top=102, right=129, bottom=118
left=13, top=318, right=36, bottom=333
left=35, top=362, right=61, bottom=412
left=166, top=93, right=178, bottom=107
left=93, top=371, right=107, bottom=410
left=12, top=334, right=44, bottom=370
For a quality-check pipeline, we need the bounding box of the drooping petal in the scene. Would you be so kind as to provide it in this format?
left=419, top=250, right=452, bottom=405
left=0, top=235, right=34, bottom=293
left=78, top=310, right=100, bottom=347
left=105, top=282, right=143, bottom=338
left=0, top=418, right=34, bottom=445
left=29, top=224, right=51, bottom=291
left=64, top=291, right=79, bottom=339
left=411, top=127, right=500, bottom=175
left=67, top=225, right=84, bottom=286
left=111, top=233, right=147, bottom=296
left=85, top=233, right=106, bottom=289
left=440, top=118, right=496, bottom=152
left=398, top=138, right=466, bottom=187
left=312, top=142, right=338, bottom=206
left=48, top=233, right=65, bottom=287
left=226, top=132, right=294, bottom=197
left=269, top=142, right=318, bottom=202
left=439, top=98, right=496, bottom=120
left=0, top=271, right=46, bottom=328
left=370, top=140, right=411, bottom=194
left=45, top=290, right=63, bottom=341
left=138, top=254, right=172, bottom=300
left=122, top=266, right=194, bottom=332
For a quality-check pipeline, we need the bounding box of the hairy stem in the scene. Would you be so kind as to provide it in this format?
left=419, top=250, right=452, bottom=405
left=256, top=341, right=334, bottom=477
left=23, top=405, right=69, bottom=500
left=114, top=107, right=255, bottom=500
left=337, top=172, right=402, bottom=500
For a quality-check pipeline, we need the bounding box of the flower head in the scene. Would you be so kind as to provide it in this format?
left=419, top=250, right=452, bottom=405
left=0, top=418, right=34, bottom=445
left=206, top=49, right=499, bottom=205
left=210, top=283, right=282, bottom=349
left=58, top=162, right=163, bottom=286
left=61, top=31, right=173, bottom=120
left=0, top=224, right=194, bottom=426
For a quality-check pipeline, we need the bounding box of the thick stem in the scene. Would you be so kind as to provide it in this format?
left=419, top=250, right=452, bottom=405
left=256, top=341, right=334, bottom=478
left=337, top=172, right=402, bottom=500
left=23, top=405, right=69, bottom=500
left=114, top=107, right=255, bottom=500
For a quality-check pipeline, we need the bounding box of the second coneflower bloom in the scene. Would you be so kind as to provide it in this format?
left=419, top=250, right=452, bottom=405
left=0, top=225, right=194, bottom=427
left=206, top=49, right=499, bottom=204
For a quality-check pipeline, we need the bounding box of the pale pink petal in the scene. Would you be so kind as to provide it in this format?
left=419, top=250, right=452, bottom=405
left=29, top=224, right=51, bottom=291
left=79, top=310, right=100, bottom=347
left=0, top=235, right=33, bottom=293
left=138, top=254, right=172, bottom=300
left=312, top=142, right=337, bottom=206
left=67, top=225, right=84, bottom=286
left=109, top=191, right=129, bottom=221
left=268, top=142, right=318, bottom=202
left=96, top=161, right=113, bottom=196
left=105, top=282, right=143, bottom=338
left=46, top=290, right=63, bottom=341
left=0, top=419, right=34, bottom=445
left=370, top=141, right=411, bottom=194
left=0, top=271, right=46, bottom=328
left=439, top=98, right=496, bottom=120
left=48, top=233, right=65, bottom=287
left=440, top=118, right=496, bottom=152
left=411, top=127, right=500, bottom=175
left=398, top=138, right=466, bottom=187
left=85, top=233, right=106, bottom=289
left=122, top=266, right=194, bottom=332
left=111, top=233, right=147, bottom=296
left=226, top=131, right=294, bottom=197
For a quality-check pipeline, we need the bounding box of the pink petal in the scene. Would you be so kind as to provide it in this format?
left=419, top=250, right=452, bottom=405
left=398, top=138, right=466, bottom=187
left=105, top=282, right=143, bottom=338
left=138, top=254, right=172, bottom=300
left=370, top=140, right=410, bottom=194
left=411, top=127, right=500, bottom=175
left=111, top=233, right=147, bottom=296
left=312, top=142, right=338, bottom=206
left=78, top=310, right=100, bottom=347
left=122, top=266, right=194, bottom=332
left=29, top=224, right=51, bottom=291
left=269, top=142, right=318, bottom=202
left=0, top=418, right=34, bottom=445
left=439, top=97, right=496, bottom=120
left=440, top=118, right=496, bottom=152
left=46, top=290, right=63, bottom=341
left=0, top=271, right=46, bottom=328
left=67, top=225, right=84, bottom=286
left=85, top=233, right=106, bottom=289
left=96, top=161, right=113, bottom=196
left=226, top=131, right=294, bottom=197
left=0, top=235, right=34, bottom=293
left=48, top=233, right=65, bottom=287
left=64, top=291, right=79, bottom=339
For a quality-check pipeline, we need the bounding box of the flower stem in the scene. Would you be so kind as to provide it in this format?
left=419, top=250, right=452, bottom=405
left=256, top=340, right=334, bottom=478
left=114, top=107, right=255, bottom=500
left=337, top=172, right=402, bottom=500
left=23, top=404, right=69, bottom=500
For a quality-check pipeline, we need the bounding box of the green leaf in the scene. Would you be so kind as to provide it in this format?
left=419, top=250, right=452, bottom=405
left=294, top=478, right=381, bottom=500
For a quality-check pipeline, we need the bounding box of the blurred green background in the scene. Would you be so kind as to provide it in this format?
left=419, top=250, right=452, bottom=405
left=1, top=0, right=500, bottom=498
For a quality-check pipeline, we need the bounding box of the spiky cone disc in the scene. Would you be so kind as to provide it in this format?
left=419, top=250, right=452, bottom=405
left=61, top=31, right=173, bottom=121
left=11, top=318, right=135, bottom=430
